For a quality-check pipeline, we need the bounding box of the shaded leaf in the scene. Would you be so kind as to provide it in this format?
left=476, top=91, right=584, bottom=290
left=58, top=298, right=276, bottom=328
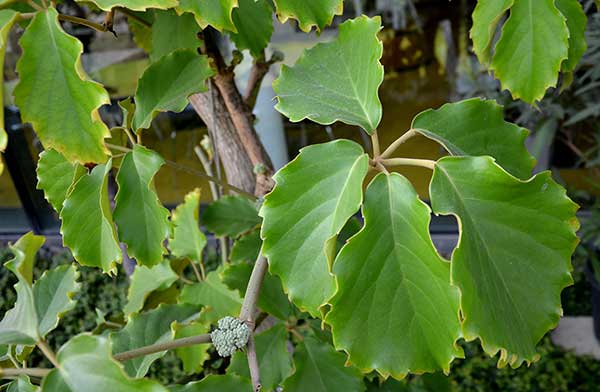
left=230, top=229, right=261, bottom=264
left=470, top=0, right=513, bottom=65
left=177, top=0, right=238, bottom=32
left=151, top=10, right=200, bottom=62
left=260, top=140, right=368, bottom=316
left=202, top=195, right=260, bottom=237
left=230, top=0, right=273, bottom=57
left=36, top=149, right=83, bottom=213
left=554, top=0, right=587, bottom=72
left=124, top=260, right=178, bottom=315
left=174, top=322, right=210, bottom=374
left=78, top=0, right=177, bottom=11
left=273, top=0, right=342, bottom=32
left=169, top=188, right=206, bottom=264
left=170, top=375, right=251, bottom=392
left=0, top=10, right=19, bottom=175
left=6, top=376, right=39, bottom=392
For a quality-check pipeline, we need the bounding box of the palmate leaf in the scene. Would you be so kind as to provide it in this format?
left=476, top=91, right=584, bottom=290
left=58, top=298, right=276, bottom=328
left=60, top=162, right=122, bottom=274
left=411, top=98, right=535, bottom=179
left=0, top=10, right=18, bottom=175
left=230, top=0, right=273, bottom=57
left=260, top=140, right=369, bottom=316
left=111, top=304, right=200, bottom=377
left=171, top=375, right=251, bottom=392
left=169, top=188, right=207, bottom=264
left=114, top=145, right=170, bottom=267
left=173, top=322, right=210, bottom=374
left=41, top=334, right=166, bottom=392
left=14, top=8, right=111, bottom=163
left=150, top=10, right=201, bottom=62
left=283, top=337, right=365, bottom=392
left=124, top=260, right=178, bottom=316
left=229, top=324, right=293, bottom=391
left=36, top=149, right=84, bottom=213
left=177, top=0, right=238, bottom=32
left=273, top=16, right=384, bottom=134
left=132, top=49, right=214, bottom=132
left=430, top=156, right=579, bottom=366
left=273, top=0, right=342, bottom=32
left=202, top=195, right=261, bottom=237
left=76, top=0, right=177, bottom=11
left=327, top=173, right=462, bottom=378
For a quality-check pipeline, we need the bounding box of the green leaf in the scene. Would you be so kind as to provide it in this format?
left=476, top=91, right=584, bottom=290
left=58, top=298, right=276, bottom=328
left=179, top=270, right=242, bottom=323
left=327, top=173, right=462, bottom=378
left=470, top=0, right=513, bottom=65
left=0, top=10, right=19, bottom=170
left=132, top=49, right=214, bottom=132
left=78, top=0, right=177, bottom=11
left=124, top=260, right=178, bottom=315
left=411, top=98, right=535, bottom=179
left=554, top=0, right=587, bottom=72
left=150, top=10, right=201, bottom=62
left=202, top=195, right=260, bottom=237
left=33, top=264, right=80, bottom=337
left=41, top=334, right=167, bottom=392
left=173, top=322, right=210, bottom=374
left=273, top=16, right=383, bottom=133
left=222, top=262, right=291, bottom=320
left=273, top=0, right=342, bottom=32
left=229, top=324, right=292, bottom=391
left=169, top=188, right=207, bottom=264
left=60, top=162, right=122, bottom=274
left=170, top=375, right=251, bottom=392
left=260, top=140, right=368, bottom=316
left=114, top=145, right=170, bottom=267
left=6, top=376, right=39, bottom=392
left=430, top=156, right=579, bottom=367
left=36, top=149, right=83, bottom=213
left=177, top=0, right=238, bottom=32
left=283, top=337, right=365, bottom=392
left=14, top=8, right=111, bottom=163
left=0, top=233, right=44, bottom=345
left=230, top=229, right=261, bottom=264
left=230, top=0, right=273, bottom=57
left=489, top=0, right=569, bottom=103
left=111, top=304, right=199, bottom=377
left=129, top=18, right=152, bottom=53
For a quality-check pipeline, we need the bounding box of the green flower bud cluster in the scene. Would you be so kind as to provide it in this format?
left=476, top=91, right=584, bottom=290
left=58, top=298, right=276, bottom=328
left=211, top=316, right=250, bottom=357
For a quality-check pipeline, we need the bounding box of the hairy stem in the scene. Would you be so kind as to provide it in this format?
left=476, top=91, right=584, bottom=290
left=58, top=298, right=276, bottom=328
left=380, top=129, right=418, bottom=159
left=0, top=367, right=51, bottom=378
left=113, top=334, right=212, bottom=362
left=37, top=341, right=59, bottom=368
left=380, top=157, right=436, bottom=170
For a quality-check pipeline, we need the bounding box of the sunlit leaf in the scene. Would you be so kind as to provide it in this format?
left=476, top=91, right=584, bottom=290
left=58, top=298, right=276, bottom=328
left=177, top=0, right=238, bottom=32
left=124, top=260, right=178, bottom=316
left=274, top=16, right=383, bottom=133
left=170, top=375, right=251, bottom=392
left=260, top=140, right=368, bottom=316
left=77, top=0, right=177, bottom=11
left=169, top=188, right=206, bottom=264
left=273, top=0, right=342, bottom=32
left=202, top=195, right=260, bottom=237
left=230, top=0, right=273, bottom=57
left=36, top=149, right=84, bottom=213
left=151, top=10, right=201, bottom=62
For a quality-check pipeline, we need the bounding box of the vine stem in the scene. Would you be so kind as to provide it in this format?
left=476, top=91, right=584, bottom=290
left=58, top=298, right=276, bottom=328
left=0, top=367, right=51, bottom=378
left=380, top=129, right=418, bottom=159
left=380, top=157, right=436, bottom=170
left=113, top=334, right=211, bottom=361
left=36, top=341, right=59, bottom=368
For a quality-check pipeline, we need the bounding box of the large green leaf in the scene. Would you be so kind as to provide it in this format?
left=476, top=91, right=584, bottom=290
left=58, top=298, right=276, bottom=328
left=283, top=337, right=365, bottom=392
left=170, top=375, right=251, bottom=392
left=77, top=0, right=177, bottom=11
left=60, top=162, right=122, bottom=274
left=150, top=10, right=201, bottom=62
left=554, top=0, right=587, bottom=72
left=5, top=376, right=39, bottom=392
left=14, top=8, right=111, bottom=163
left=36, top=149, right=84, bottom=213
left=173, top=322, right=210, bottom=374
left=177, top=0, right=238, bottom=32
left=230, top=0, right=273, bottom=57
left=273, top=0, right=342, bottom=32
left=0, top=233, right=44, bottom=345
left=202, top=195, right=260, bottom=237
left=114, top=145, right=170, bottom=267
left=0, top=9, right=18, bottom=174
left=132, top=49, right=214, bottom=132
left=179, top=270, right=242, bottom=323
left=169, top=188, right=207, bottom=264
left=411, top=98, right=534, bottom=179
left=430, top=156, right=579, bottom=366
left=41, top=334, right=167, bottom=392
left=229, top=324, right=292, bottom=391
left=124, top=260, right=178, bottom=315
left=273, top=16, right=383, bottom=133
left=485, top=0, right=569, bottom=103
left=33, top=264, right=80, bottom=337
left=260, top=140, right=368, bottom=316
left=111, top=304, right=199, bottom=377
left=327, top=173, right=462, bottom=378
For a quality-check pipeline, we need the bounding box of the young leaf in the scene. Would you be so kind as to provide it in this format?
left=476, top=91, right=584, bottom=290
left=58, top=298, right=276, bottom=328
left=170, top=375, right=251, bottom=392
left=111, top=304, right=200, bottom=377
left=229, top=324, right=293, bottom=390
left=179, top=270, right=242, bottom=323
left=411, top=98, right=535, bottom=179
left=177, top=0, right=238, bottom=32
left=327, top=173, right=462, bottom=378
left=273, top=0, right=342, bottom=32
left=41, top=334, right=167, bottom=392
left=132, top=49, right=214, bottom=132
left=283, top=337, right=365, bottom=392
left=36, top=149, right=83, bottom=213
left=202, top=195, right=260, bottom=237
left=5, top=376, right=39, bottom=392
left=230, top=229, right=261, bottom=264
left=0, top=10, right=19, bottom=172
left=430, top=156, right=579, bottom=367
left=114, top=145, right=170, bottom=267
left=230, top=0, right=273, bottom=57
left=170, top=188, right=207, bottom=264
left=260, top=140, right=368, bottom=316
left=150, top=10, right=201, bottom=62
left=0, top=233, right=44, bottom=345
left=124, top=260, right=178, bottom=316
left=14, top=8, right=111, bottom=163
left=173, top=322, right=210, bottom=374
left=273, top=16, right=384, bottom=133
left=554, top=0, right=587, bottom=72
left=33, top=264, right=80, bottom=338
left=77, top=0, right=177, bottom=11
left=61, top=162, right=121, bottom=274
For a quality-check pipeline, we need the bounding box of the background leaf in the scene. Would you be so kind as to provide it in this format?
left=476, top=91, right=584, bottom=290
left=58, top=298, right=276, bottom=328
left=230, top=229, right=261, bottom=264
left=173, top=322, right=210, bottom=374
left=150, top=10, right=201, bottom=62
left=5, top=376, right=39, bottom=392
left=0, top=10, right=18, bottom=174
left=202, top=195, right=260, bottom=237
left=470, top=0, right=513, bottom=65
left=230, top=0, right=273, bottom=57
left=36, top=149, right=83, bottom=213
left=554, top=0, right=587, bottom=72
left=273, top=0, right=342, bottom=32
left=169, top=188, right=206, bottom=264
left=124, top=260, right=178, bottom=316
left=171, top=375, right=251, bottom=391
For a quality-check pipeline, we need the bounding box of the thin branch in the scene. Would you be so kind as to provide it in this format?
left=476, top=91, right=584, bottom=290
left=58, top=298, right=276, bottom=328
left=190, top=261, right=204, bottom=281
left=116, top=7, right=151, bottom=27
left=113, top=334, right=211, bottom=362
left=243, top=51, right=283, bottom=109
left=380, top=157, right=436, bottom=170
left=371, top=130, right=381, bottom=158
left=58, top=14, right=108, bottom=33
left=380, top=129, right=418, bottom=159
left=0, top=367, right=51, bottom=378
left=246, top=334, right=262, bottom=392
left=26, top=0, right=43, bottom=11
left=194, top=145, right=219, bottom=201
left=36, top=341, right=59, bottom=368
